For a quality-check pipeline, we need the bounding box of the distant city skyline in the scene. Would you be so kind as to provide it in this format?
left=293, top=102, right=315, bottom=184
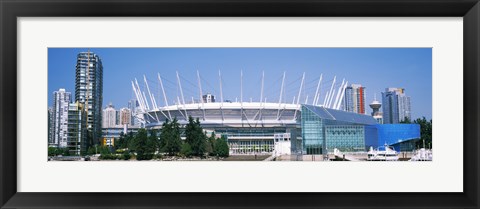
left=48, top=48, right=432, bottom=120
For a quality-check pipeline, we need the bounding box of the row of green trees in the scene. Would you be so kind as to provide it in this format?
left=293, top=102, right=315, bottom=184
left=401, top=116, right=432, bottom=149
left=48, top=147, right=70, bottom=156
left=92, top=116, right=229, bottom=160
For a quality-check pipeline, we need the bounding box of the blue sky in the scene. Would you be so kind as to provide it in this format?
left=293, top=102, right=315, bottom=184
left=48, top=48, right=432, bottom=120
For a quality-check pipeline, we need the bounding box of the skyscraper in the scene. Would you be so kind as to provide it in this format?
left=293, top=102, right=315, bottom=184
left=48, top=107, right=52, bottom=145
left=128, top=99, right=140, bottom=126
left=51, top=88, right=71, bottom=148
left=102, top=103, right=116, bottom=128
left=344, top=84, right=366, bottom=114
left=115, top=110, right=121, bottom=125
left=120, top=108, right=132, bottom=125
left=382, top=88, right=411, bottom=124
left=75, top=51, right=103, bottom=145
left=67, top=101, right=87, bottom=155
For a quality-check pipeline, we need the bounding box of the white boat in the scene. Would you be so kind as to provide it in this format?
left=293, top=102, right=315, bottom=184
left=409, top=148, right=433, bottom=161
left=367, top=144, right=399, bottom=161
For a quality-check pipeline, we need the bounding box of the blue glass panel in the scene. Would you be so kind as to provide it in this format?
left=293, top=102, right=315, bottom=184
left=376, top=124, right=420, bottom=146
left=302, top=105, right=335, bottom=120
left=302, top=104, right=377, bottom=125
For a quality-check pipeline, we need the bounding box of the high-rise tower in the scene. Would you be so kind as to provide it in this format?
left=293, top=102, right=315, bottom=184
left=128, top=99, right=140, bottom=127
left=75, top=51, right=103, bottom=145
left=382, top=88, right=411, bottom=124
left=102, top=103, right=116, bottom=128
left=51, top=88, right=71, bottom=148
left=344, top=84, right=366, bottom=114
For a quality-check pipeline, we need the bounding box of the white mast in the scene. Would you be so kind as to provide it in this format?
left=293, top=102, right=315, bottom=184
left=157, top=73, right=172, bottom=120
left=326, top=76, right=336, bottom=108
left=197, top=70, right=206, bottom=120
left=157, top=73, right=169, bottom=106
left=176, top=71, right=187, bottom=119
left=219, top=70, right=224, bottom=122
left=336, top=81, right=348, bottom=110
left=333, top=79, right=345, bottom=109
left=327, top=89, right=335, bottom=108
left=176, top=71, right=186, bottom=105
left=313, top=74, right=323, bottom=105
left=142, top=91, right=150, bottom=110
left=278, top=71, right=286, bottom=105
left=144, top=75, right=157, bottom=110
left=293, top=72, right=305, bottom=120
left=240, top=70, right=243, bottom=104
left=131, top=81, right=145, bottom=112
left=240, top=70, right=243, bottom=124
left=260, top=71, right=264, bottom=104
left=219, top=70, right=224, bottom=105
left=296, top=72, right=305, bottom=105
left=152, top=97, right=158, bottom=110
left=277, top=71, right=286, bottom=120
left=259, top=71, right=265, bottom=123
left=135, top=78, right=147, bottom=111
left=323, top=90, right=330, bottom=107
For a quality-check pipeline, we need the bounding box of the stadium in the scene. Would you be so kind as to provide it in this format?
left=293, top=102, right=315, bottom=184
left=130, top=71, right=420, bottom=156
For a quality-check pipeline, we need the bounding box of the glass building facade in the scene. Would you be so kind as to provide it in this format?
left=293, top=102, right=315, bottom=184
left=344, top=84, right=366, bottom=114
left=382, top=88, right=411, bottom=124
left=301, top=105, right=378, bottom=154
left=75, top=51, right=103, bottom=145
left=67, top=102, right=87, bottom=155
left=51, top=88, right=72, bottom=148
left=376, top=124, right=420, bottom=151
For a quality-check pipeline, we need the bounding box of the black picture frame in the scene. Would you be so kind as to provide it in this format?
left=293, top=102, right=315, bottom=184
left=1, top=0, right=479, bottom=208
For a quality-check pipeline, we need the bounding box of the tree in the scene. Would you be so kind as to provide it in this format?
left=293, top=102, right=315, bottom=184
left=48, top=147, right=56, bottom=156
left=214, top=135, right=229, bottom=157
left=414, top=117, right=432, bottom=149
left=205, top=132, right=215, bottom=155
left=126, top=131, right=135, bottom=151
left=115, top=132, right=125, bottom=150
left=180, top=143, right=193, bottom=157
left=147, top=129, right=159, bottom=154
left=134, top=128, right=150, bottom=160
left=98, top=146, right=111, bottom=155
left=48, top=147, right=69, bottom=156
left=160, top=118, right=182, bottom=155
left=185, top=116, right=206, bottom=157
left=400, top=117, right=412, bottom=124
